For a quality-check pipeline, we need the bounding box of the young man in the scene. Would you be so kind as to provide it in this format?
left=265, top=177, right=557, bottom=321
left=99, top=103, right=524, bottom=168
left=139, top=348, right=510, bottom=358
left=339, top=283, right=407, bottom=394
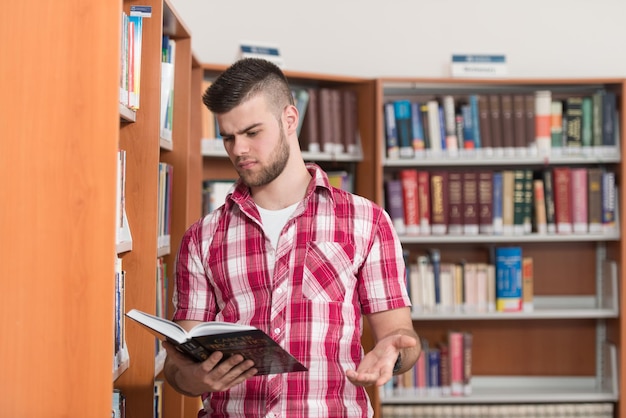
left=163, top=58, right=420, bottom=418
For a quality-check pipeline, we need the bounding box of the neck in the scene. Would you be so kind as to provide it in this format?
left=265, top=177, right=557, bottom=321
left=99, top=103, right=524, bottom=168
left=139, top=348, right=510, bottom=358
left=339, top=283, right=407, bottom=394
left=252, top=157, right=311, bottom=210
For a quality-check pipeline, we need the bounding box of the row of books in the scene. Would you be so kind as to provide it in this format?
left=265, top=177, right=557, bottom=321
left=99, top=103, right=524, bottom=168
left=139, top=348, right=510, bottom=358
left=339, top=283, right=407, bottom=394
left=113, top=256, right=129, bottom=376
left=382, top=332, right=473, bottom=398
left=199, top=83, right=362, bottom=159
left=385, top=167, right=617, bottom=238
left=119, top=9, right=147, bottom=110
left=406, top=248, right=532, bottom=315
left=157, top=162, right=173, bottom=249
left=112, top=389, right=126, bottom=418
left=381, top=402, right=614, bottom=418
left=159, top=35, right=176, bottom=143
left=383, top=89, right=619, bottom=160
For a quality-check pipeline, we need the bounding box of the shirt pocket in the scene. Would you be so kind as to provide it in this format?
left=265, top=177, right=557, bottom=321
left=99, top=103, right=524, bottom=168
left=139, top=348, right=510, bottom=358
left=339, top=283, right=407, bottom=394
left=302, top=241, right=355, bottom=302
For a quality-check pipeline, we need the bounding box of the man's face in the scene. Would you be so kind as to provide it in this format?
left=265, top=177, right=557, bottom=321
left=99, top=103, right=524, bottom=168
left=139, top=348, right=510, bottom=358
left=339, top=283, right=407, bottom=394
left=217, top=95, right=290, bottom=187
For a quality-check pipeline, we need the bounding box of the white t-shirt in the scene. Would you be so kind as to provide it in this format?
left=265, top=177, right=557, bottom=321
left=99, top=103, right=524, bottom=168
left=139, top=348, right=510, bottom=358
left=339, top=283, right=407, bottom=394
left=256, top=202, right=299, bottom=249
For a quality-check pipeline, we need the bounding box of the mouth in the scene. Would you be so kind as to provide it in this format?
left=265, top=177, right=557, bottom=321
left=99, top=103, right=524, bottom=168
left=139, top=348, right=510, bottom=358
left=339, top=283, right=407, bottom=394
left=237, top=159, right=256, bottom=170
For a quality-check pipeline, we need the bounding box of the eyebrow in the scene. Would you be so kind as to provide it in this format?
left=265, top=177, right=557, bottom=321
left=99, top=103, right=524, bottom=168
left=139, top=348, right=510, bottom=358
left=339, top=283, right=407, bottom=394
left=220, top=122, right=263, bottom=138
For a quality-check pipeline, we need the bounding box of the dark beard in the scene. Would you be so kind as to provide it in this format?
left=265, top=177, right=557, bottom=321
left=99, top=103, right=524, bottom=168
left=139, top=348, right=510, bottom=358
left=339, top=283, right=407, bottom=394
left=239, top=130, right=289, bottom=187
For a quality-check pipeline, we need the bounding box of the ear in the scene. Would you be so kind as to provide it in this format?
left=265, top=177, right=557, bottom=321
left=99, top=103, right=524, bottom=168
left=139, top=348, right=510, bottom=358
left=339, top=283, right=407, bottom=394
left=283, top=104, right=299, bottom=135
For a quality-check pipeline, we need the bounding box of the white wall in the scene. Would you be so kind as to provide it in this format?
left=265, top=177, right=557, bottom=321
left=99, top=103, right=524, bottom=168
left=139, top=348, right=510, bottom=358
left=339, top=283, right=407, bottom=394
left=171, top=0, right=626, bottom=79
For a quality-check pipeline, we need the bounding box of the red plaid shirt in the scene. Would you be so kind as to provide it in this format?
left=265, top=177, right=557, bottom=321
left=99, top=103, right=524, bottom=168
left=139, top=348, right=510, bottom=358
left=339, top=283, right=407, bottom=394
left=173, top=164, right=410, bottom=418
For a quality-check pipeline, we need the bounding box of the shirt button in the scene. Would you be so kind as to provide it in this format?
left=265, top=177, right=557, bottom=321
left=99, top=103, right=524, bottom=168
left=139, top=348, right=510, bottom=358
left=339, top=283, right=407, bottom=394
left=274, top=328, right=281, bottom=335
left=276, top=288, right=283, bottom=294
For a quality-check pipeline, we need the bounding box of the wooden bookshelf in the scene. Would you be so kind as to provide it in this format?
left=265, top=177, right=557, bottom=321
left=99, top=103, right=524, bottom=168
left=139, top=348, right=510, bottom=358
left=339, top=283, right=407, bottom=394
left=372, top=77, right=625, bottom=418
left=0, top=1, right=121, bottom=417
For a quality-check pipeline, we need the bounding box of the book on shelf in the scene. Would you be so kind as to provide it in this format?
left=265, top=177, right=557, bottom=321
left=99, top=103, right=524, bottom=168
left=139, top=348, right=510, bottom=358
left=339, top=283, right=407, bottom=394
left=447, top=171, right=463, bottom=235
left=125, top=309, right=308, bottom=375
left=571, top=167, right=588, bottom=234
left=553, top=167, right=573, bottom=234
left=495, top=246, right=523, bottom=312
left=394, top=100, right=415, bottom=158
left=534, top=90, right=552, bottom=154
left=587, top=168, right=603, bottom=233
left=159, top=36, right=176, bottom=143
left=299, top=87, right=320, bottom=153
left=522, top=256, right=534, bottom=312
left=202, top=179, right=236, bottom=215
left=399, top=169, right=420, bottom=235
left=385, top=179, right=406, bottom=235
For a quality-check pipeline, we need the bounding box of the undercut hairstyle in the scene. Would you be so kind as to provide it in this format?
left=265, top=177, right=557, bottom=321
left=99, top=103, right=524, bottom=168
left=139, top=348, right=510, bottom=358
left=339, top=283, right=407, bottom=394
left=203, top=58, right=294, bottom=118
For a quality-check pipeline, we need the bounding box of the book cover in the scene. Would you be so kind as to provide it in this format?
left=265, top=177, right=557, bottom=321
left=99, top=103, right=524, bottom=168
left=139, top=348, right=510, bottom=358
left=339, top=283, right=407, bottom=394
left=448, top=331, right=464, bottom=396
left=462, top=171, right=479, bottom=235
left=587, top=168, right=603, bottom=233
left=602, top=91, right=617, bottom=146
left=428, top=248, right=442, bottom=308
left=300, top=88, right=320, bottom=153
left=462, top=332, right=473, bottom=395
left=384, top=102, right=399, bottom=159
left=523, top=169, right=534, bottom=234
left=443, top=95, right=458, bottom=150
left=385, top=179, right=406, bottom=235
left=468, top=95, right=481, bottom=149
left=542, top=169, right=557, bottom=234
left=565, top=97, right=583, bottom=149
left=553, top=167, right=573, bottom=234
left=581, top=96, right=593, bottom=147
left=427, top=100, right=442, bottom=153
left=126, top=309, right=308, bottom=375
left=478, top=95, right=492, bottom=153
left=417, top=171, right=431, bottom=235
left=495, top=246, right=523, bottom=312
left=500, top=94, right=515, bottom=154
left=447, top=171, right=464, bottom=235
left=524, top=94, right=536, bottom=150
left=533, top=179, right=547, bottom=234
left=394, top=100, right=414, bottom=158
left=602, top=171, right=616, bottom=231
left=570, top=167, right=588, bottom=234
left=492, top=171, right=504, bottom=235
left=512, top=170, right=525, bottom=235
left=427, top=348, right=441, bottom=396
left=478, top=171, right=493, bottom=235
left=342, top=89, right=359, bottom=155
left=399, top=169, right=420, bottom=235
left=430, top=171, right=449, bottom=235
left=522, top=257, right=534, bottom=312
left=501, top=170, right=515, bottom=235
left=410, top=101, right=426, bottom=151
left=550, top=100, right=563, bottom=148
left=488, top=94, right=503, bottom=152
left=438, top=342, right=451, bottom=396
left=512, top=94, right=527, bottom=151
left=534, top=90, right=552, bottom=154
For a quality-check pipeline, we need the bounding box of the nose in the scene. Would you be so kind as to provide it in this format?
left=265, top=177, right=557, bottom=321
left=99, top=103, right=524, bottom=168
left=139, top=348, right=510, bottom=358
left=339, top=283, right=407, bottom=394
left=229, top=135, right=249, bottom=156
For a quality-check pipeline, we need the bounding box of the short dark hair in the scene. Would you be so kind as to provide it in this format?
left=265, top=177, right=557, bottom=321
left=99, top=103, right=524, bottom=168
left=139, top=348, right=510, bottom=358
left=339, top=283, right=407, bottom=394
left=203, top=58, right=294, bottom=116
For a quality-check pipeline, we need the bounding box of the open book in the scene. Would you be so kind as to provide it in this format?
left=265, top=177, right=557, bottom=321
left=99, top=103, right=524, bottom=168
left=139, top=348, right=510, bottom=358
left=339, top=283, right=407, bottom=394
left=125, top=309, right=307, bottom=375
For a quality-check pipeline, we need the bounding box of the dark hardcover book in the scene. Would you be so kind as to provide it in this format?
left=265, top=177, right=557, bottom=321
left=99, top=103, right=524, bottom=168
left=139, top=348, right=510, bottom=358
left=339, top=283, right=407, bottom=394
left=492, top=171, right=503, bottom=235
left=319, top=88, right=336, bottom=154
left=512, top=94, right=527, bottom=149
left=462, top=171, right=479, bottom=235
left=602, top=91, right=617, bottom=146
left=428, top=248, right=442, bottom=308
left=592, top=90, right=604, bottom=146
left=523, top=169, right=534, bottom=234
left=384, top=102, right=399, bottom=159
left=500, top=94, right=515, bottom=152
left=420, top=102, right=431, bottom=150
left=542, top=169, right=557, bottom=234
left=430, top=171, right=449, bottom=235
left=394, top=100, right=414, bottom=158
left=126, top=309, right=308, bottom=375
left=417, top=171, right=431, bottom=235
left=447, top=171, right=464, bottom=235
left=488, top=94, right=503, bottom=151
left=581, top=96, right=593, bottom=147
left=553, top=167, right=573, bottom=234
left=342, top=89, right=359, bottom=155
left=385, top=179, right=406, bottom=235
left=587, top=168, right=603, bottom=233
left=427, top=348, right=441, bottom=395
left=478, top=171, right=493, bottom=235
left=330, top=89, right=343, bottom=153
left=512, top=170, right=525, bottom=235
left=478, top=95, right=492, bottom=151
left=524, top=94, right=536, bottom=148
left=565, top=97, right=583, bottom=148
left=300, top=88, right=320, bottom=153
left=438, top=342, right=451, bottom=395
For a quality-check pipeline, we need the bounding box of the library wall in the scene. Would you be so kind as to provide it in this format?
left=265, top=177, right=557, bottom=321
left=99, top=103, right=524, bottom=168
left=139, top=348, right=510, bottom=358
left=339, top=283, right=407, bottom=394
left=170, top=0, right=626, bottom=79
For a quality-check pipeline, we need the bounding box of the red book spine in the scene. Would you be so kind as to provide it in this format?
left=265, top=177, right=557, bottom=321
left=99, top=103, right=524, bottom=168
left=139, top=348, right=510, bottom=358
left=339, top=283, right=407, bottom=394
left=553, top=167, right=573, bottom=234
left=399, top=169, right=420, bottom=235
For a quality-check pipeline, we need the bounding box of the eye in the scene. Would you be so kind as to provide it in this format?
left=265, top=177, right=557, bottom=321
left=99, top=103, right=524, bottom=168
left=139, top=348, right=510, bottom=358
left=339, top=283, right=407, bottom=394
left=222, top=135, right=234, bottom=142
left=247, top=130, right=259, bottom=138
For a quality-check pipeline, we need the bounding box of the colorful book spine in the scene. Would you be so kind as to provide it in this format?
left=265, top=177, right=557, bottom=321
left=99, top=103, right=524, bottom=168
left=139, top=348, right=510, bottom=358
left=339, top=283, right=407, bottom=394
left=534, top=90, right=552, bottom=154
left=384, top=179, right=406, bottom=235
left=495, top=246, right=523, bottom=312
left=394, top=100, right=414, bottom=158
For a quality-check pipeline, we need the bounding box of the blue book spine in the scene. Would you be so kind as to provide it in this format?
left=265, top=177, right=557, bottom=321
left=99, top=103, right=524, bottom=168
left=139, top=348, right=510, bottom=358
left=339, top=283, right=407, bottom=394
left=427, top=348, right=441, bottom=396
left=410, top=101, right=425, bottom=150
left=469, top=95, right=481, bottom=149
left=492, top=172, right=503, bottom=235
left=438, top=106, right=446, bottom=149
left=394, top=100, right=414, bottom=157
left=461, top=104, right=474, bottom=148
left=384, top=102, right=399, bottom=159
left=495, top=246, right=523, bottom=312
left=429, top=249, right=441, bottom=307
